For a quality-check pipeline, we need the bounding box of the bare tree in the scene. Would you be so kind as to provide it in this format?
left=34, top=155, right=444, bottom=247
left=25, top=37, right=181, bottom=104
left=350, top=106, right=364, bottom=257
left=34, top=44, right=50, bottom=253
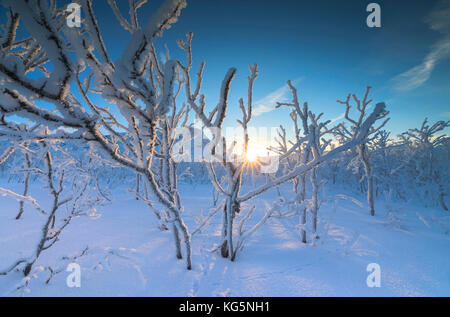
left=0, top=0, right=195, bottom=269
left=273, top=81, right=334, bottom=241
left=271, top=83, right=309, bottom=242
left=14, top=127, right=37, bottom=220
left=178, top=33, right=389, bottom=260
left=177, top=33, right=259, bottom=259
left=335, top=87, right=390, bottom=216
left=0, top=0, right=391, bottom=268
left=0, top=141, right=104, bottom=276
left=0, top=123, right=40, bottom=219
left=369, top=130, right=392, bottom=198
left=399, top=118, right=450, bottom=210
left=15, top=146, right=31, bottom=219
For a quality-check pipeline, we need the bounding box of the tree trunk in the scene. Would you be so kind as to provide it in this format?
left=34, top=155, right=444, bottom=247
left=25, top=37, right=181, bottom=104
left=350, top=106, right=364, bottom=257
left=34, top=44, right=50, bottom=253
left=300, top=170, right=307, bottom=243
left=16, top=152, right=31, bottom=220
left=311, top=167, right=319, bottom=237
left=300, top=207, right=307, bottom=243
left=367, top=174, right=375, bottom=216
left=220, top=204, right=229, bottom=258
left=225, top=197, right=234, bottom=260
left=171, top=223, right=182, bottom=259
left=359, top=145, right=375, bottom=216
left=135, top=174, right=140, bottom=200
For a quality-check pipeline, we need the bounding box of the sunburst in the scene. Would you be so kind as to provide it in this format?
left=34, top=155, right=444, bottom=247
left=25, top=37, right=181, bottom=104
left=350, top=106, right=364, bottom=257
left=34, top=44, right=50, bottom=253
left=234, top=143, right=266, bottom=174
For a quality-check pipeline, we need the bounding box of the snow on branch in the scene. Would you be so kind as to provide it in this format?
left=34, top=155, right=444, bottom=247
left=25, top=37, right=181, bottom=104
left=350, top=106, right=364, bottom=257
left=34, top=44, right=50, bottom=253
left=0, top=187, right=46, bottom=215
left=238, top=102, right=389, bottom=203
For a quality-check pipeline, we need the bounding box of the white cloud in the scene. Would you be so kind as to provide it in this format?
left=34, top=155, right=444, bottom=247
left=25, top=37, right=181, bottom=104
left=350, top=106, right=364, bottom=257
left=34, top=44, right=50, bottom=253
left=392, top=0, right=450, bottom=91
left=425, top=0, right=450, bottom=33
left=253, top=77, right=303, bottom=116
left=329, top=112, right=345, bottom=125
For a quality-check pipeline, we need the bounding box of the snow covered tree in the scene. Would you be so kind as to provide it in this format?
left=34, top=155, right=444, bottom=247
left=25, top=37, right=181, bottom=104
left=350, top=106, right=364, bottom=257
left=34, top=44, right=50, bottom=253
left=0, top=139, right=105, bottom=276
left=271, top=83, right=309, bottom=243
left=178, top=32, right=390, bottom=259
left=270, top=123, right=306, bottom=240
left=335, top=87, right=390, bottom=216
left=0, top=0, right=391, bottom=268
left=273, top=81, right=335, bottom=242
left=369, top=130, right=395, bottom=199
left=177, top=36, right=261, bottom=259
left=0, top=0, right=194, bottom=269
left=398, top=118, right=450, bottom=210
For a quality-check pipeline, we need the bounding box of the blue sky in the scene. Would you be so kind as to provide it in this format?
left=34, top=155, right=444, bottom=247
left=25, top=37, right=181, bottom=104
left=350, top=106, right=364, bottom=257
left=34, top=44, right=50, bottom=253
left=3, top=0, right=450, bottom=139
left=101, top=0, right=450, bottom=137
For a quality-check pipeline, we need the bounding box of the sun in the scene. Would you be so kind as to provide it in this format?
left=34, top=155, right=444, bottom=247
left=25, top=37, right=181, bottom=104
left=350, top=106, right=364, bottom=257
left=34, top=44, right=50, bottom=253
left=232, top=141, right=268, bottom=167
left=245, top=147, right=259, bottom=162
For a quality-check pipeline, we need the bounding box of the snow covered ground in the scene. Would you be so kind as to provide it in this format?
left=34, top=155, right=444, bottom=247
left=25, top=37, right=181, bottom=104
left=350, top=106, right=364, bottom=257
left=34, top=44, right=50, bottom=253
left=0, top=181, right=449, bottom=297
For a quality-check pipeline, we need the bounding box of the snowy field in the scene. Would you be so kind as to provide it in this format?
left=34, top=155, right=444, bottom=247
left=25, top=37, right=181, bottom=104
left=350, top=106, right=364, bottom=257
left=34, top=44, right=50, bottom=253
left=1, top=181, right=449, bottom=297
left=1, top=0, right=450, bottom=299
